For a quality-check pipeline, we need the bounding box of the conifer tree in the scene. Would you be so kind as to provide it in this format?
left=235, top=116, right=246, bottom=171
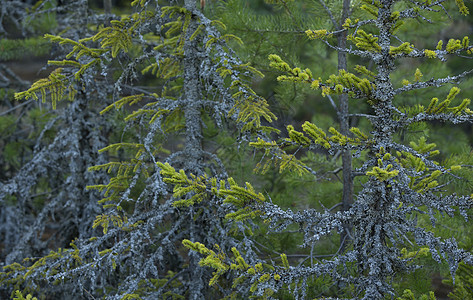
left=3, top=0, right=473, bottom=299
left=215, top=0, right=360, bottom=254
left=1, top=0, right=274, bottom=298
left=1, top=3, right=112, bottom=299
left=178, top=0, right=473, bottom=298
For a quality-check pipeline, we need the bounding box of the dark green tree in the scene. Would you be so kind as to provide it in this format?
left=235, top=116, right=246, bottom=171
left=179, top=0, right=473, bottom=298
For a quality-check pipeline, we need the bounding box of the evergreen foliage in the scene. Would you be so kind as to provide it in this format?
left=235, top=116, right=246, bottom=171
left=1, top=3, right=113, bottom=300
left=178, top=0, right=473, bottom=298
left=1, top=0, right=473, bottom=299
left=446, top=262, right=473, bottom=299
left=2, top=0, right=274, bottom=298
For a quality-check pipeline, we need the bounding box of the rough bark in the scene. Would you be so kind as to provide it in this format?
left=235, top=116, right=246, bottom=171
left=337, top=0, right=353, bottom=252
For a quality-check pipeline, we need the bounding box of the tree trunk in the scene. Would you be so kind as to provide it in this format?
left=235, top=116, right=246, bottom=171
left=337, top=0, right=353, bottom=252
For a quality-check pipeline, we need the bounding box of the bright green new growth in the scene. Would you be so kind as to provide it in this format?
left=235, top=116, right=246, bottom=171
left=182, top=239, right=281, bottom=296
left=4, top=0, right=282, bottom=298
left=351, top=29, right=382, bottom=52
left=247, top=119, right=371, bottom=178
left=14, top=68, right=76, bottom=109
left=396, top=289, right=436, bottom=300
left=158, top=162, right=210, bottom=207
left=305, top=29, right=332, bottom=40
left=158, top=162, right=266, bottom=220
left=366, top=164, right=399, bottom=182
left=424, top=49, right=437, bottom=58
left=182, top=240, right=229, bottom=286
left=177, top=0, right=473, bottom=298
left=360, top=0, right=382, bottom=17
left=390, top=42, right=414, bottom=56
left=269, top=54, right=375, bottom=99
left=12, top=291, right=38, bottom=300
